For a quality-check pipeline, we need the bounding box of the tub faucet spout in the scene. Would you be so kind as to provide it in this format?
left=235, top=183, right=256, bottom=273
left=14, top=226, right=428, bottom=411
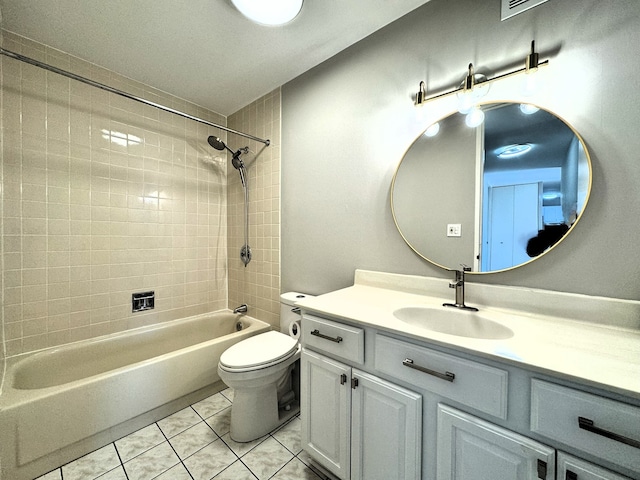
left=443, top=266, right=478, bottom=311
left=233, top=304, right=248, bottom=314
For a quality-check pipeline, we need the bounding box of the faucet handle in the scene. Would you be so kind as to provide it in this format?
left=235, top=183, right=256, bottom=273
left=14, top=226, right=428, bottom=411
left=460, top=264, right=472, bottom=273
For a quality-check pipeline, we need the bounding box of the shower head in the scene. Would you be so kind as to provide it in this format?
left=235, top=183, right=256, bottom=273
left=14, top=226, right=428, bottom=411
left=207, top=135, right=249, bottom=187
left=207, top=136, right=249, bottom=168
left=231, top=152, right=245, bottom=170
left=208, top=136, right=228, bottom=152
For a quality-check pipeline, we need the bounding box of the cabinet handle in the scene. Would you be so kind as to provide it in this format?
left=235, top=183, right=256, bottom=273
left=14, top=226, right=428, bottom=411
left=310, top=329, right=343, bottom=343
left=566, top=471, right=578, bottom=480
left=578, top=416, right=640, bottom=449
left=340, top=373, right=347, bottom=385
left=402, top=358, right=455, bottom=382
left=537, top=459, right=547, bottom=479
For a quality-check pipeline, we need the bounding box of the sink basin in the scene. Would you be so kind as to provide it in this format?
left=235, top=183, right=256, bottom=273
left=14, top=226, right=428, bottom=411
left=393, top=306, right=514, bottom=340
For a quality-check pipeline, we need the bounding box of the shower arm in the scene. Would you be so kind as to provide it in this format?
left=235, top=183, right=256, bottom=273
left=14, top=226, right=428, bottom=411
left=0, top=48, right=271, bottom=146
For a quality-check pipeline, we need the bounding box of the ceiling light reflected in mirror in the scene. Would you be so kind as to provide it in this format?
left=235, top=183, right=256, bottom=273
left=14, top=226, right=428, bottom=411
left=496, top=143, right=532, bottom=158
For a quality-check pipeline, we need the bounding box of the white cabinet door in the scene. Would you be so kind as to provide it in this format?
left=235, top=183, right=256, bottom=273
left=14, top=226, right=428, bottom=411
left=351, top=370, right=422, bottom=480
left=558, top=452, right=633, bottom=480
left=437, top=404, right=555, bottom=480
left=301, top=349, right=351, bottom=480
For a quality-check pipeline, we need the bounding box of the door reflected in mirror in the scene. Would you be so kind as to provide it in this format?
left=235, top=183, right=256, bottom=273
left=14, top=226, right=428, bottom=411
left=391, top=102, right=592, bottom=273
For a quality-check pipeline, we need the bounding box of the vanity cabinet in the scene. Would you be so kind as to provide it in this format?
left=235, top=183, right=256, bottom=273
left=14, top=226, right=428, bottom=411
left=301, top=316, right=422, bottom=480
left=300, top=312, right=640, bottom=480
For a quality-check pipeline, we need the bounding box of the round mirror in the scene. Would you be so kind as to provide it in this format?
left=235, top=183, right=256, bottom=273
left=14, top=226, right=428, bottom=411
left=391, top=102, right=592, bottom=273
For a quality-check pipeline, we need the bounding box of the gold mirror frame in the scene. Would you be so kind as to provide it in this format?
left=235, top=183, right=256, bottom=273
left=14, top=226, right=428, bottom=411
left=391, top=101, right=593, bottom=274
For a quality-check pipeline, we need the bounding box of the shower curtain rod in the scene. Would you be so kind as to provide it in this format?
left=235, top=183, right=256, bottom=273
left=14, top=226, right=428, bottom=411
left=0, top=48, right=271, bottom=146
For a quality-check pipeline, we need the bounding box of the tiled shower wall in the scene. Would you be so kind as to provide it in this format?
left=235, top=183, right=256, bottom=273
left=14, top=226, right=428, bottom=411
left=0, top=32, right=235, bottom=358
left=227, top=91, right=281, bottom=327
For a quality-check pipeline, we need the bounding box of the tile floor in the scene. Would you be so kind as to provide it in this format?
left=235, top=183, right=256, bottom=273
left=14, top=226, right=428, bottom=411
left=36, top=388, right=328, bottom=480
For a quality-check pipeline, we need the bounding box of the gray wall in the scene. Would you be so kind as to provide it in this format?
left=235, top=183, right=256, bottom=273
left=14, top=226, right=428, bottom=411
left=282, top=0, right=640, bottom=300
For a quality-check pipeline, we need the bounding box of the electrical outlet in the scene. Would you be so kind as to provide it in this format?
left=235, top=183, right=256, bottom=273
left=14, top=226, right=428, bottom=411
left=447, top=224, right=461, bottom=237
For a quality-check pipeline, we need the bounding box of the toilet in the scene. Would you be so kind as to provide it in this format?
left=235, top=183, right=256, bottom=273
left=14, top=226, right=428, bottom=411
left=218, top=292, right=309, bottom=442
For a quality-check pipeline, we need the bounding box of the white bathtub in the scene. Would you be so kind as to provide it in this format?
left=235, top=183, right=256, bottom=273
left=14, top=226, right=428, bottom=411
left=0, top=310, right=270, bottom=480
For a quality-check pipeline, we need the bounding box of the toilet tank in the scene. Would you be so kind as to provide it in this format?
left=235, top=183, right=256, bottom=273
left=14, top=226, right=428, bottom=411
left=280, top=292, right=311, bottom=333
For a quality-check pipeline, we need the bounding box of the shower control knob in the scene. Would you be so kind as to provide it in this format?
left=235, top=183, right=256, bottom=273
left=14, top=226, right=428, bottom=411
left=240, top=244, right=252, bottom=266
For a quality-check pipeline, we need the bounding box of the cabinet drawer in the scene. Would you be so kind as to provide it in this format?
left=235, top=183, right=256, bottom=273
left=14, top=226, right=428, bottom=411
left=302, top=314, right=364, bottom=364
left=374, top=334, right=508, bottom=419
left=557, top=452, right=632, bottom=480
left=531, top=380, right=640, bottom=474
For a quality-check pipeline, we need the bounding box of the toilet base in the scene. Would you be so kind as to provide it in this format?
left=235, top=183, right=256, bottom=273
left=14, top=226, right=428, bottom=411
left=223, top=358, right=300, bottom=443
left=229, top=385, right=300, bottom=443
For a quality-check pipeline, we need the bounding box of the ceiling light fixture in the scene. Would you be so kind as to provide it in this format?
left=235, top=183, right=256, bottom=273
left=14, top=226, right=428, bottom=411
left=231, top=0, right=303, bottom=26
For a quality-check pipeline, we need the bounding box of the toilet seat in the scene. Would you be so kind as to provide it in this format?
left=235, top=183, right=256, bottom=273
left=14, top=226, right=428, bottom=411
left=219, top=331, right=299, bottom=372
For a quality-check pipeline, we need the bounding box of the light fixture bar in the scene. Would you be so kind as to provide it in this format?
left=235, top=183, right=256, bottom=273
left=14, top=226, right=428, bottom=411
left=415, top=40, right=548, bottom=106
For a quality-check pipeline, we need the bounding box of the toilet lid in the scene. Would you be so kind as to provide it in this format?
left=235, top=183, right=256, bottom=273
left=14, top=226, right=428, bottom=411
left=219, top=331, right=298, bottom=370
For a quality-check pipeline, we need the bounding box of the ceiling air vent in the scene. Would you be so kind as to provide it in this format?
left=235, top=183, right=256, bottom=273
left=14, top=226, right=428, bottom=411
left=501, top=0, right=549, bottom=21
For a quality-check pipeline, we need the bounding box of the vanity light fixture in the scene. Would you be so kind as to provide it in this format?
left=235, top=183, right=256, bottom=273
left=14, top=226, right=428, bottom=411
left=456, top=64, right=490, bottom=114
left=231, top=0, right=303, bottom=26
left=416, top=81, right=427, bottom=105
left=414, top=40, right=548, bottom=107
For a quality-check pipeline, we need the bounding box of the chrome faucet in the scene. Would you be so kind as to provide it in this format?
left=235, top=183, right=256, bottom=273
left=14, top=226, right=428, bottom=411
left=443, top=266, right=478, bottom=311
left=233, top=304, right=248, bottom=314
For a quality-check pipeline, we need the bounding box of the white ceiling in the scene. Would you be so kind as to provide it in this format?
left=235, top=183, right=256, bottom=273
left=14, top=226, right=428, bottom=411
left=0, top=0, right=431, bottom=116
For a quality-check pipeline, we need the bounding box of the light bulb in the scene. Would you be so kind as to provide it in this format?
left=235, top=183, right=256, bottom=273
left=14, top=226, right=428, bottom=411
left=520, top=103, right=540, bottom=115
left=523, top=72, right=540, bottom=96
left=465, top=107, right=485, bottom=128
left=424, top=122, right=440, bottom=137
left=458, top=90, right=475, bottom=115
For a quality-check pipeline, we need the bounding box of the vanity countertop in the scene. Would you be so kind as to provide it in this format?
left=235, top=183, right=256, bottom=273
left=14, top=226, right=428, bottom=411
left=296, top=270, right=640, bottom=400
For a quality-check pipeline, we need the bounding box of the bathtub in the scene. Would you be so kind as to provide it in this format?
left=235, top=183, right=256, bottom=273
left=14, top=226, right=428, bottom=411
left=0, top=310, right=270, bottom=480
